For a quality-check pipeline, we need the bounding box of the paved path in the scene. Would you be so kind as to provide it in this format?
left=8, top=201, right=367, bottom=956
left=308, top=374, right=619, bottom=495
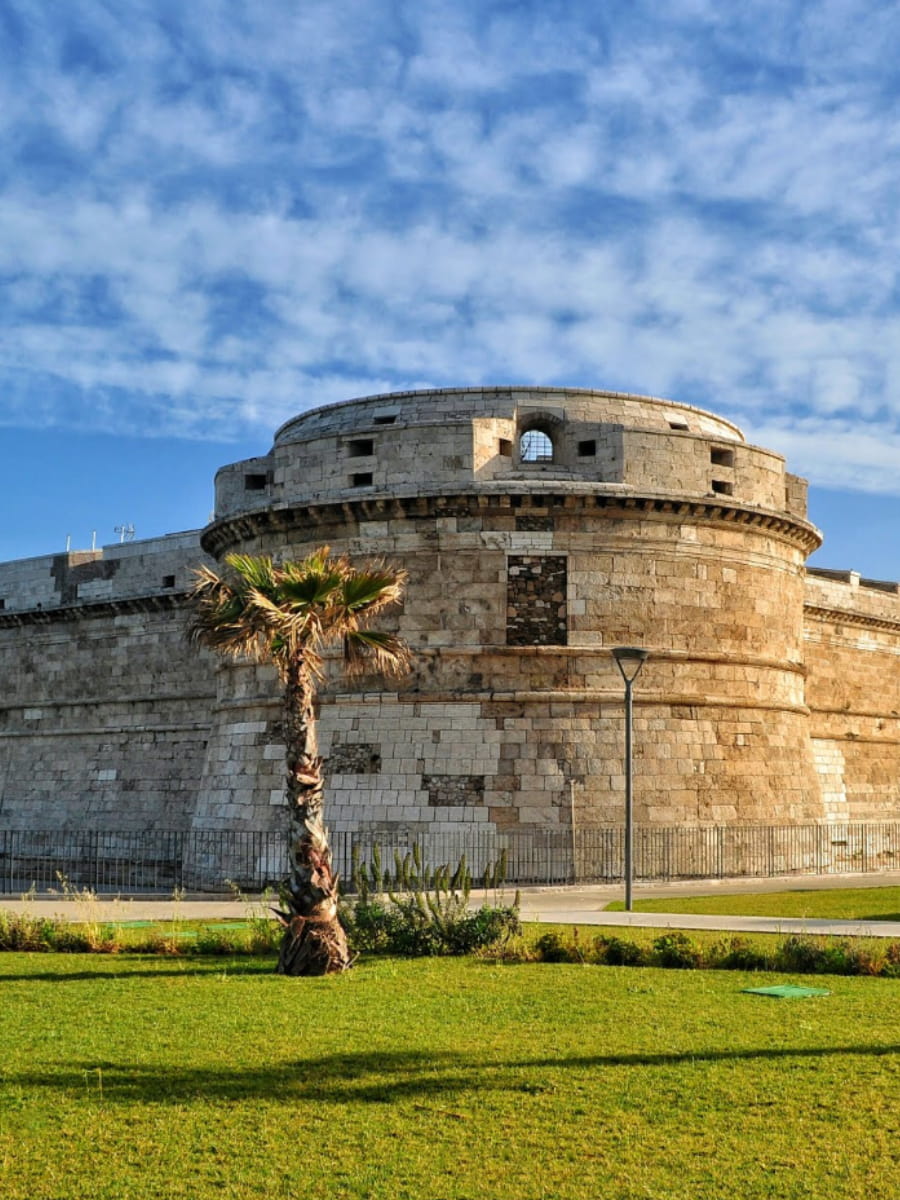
left=3, top=870, right=900, bottom=937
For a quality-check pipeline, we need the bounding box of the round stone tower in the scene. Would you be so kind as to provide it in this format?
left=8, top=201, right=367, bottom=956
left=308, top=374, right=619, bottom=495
left=194, top=386, right=824, bottom=843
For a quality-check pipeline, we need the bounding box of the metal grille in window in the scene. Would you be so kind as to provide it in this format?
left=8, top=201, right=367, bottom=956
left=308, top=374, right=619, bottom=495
left=520, top=430, right=553, bottom=462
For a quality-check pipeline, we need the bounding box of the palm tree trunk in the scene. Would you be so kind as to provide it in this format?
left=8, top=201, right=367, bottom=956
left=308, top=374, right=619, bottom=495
left=274, top=654, right=352, bottom=975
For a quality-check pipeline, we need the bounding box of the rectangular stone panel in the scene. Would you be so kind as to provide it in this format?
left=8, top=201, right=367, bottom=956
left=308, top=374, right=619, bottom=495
left=506, top=555, right=568, bottom=646
left=423, top=774, right=485, bottom=806
left=327, top=742, right=382, bottom=774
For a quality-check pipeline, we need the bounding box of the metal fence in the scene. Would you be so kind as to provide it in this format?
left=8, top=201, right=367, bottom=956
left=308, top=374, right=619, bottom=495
left=2, top=822, right=900, bottom=894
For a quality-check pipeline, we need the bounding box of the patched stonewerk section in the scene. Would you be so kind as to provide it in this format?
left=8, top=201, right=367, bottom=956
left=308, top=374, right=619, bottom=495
left=423, top=774, right=486, bottom=806
left=0, top=386, right=898, bottom=851
left=327, top=742, right=382, bottom=774
left=506, top=555, right=568, bottom=646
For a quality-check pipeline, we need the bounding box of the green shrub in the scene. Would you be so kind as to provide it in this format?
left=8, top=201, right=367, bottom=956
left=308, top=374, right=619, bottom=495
left=0, top=910, right=122, bottom=953
left=707, top=936, right=771, bottom=972
left=193, top=927, right=241, bottom=956
left=0, top=910, right=57, bottom=951
left=774, top=935, right=848, bottom=975
left=533, top=931, right=577, bottom=963
left=247, top=916, right=283, bottom=955
left=882, top=942, right=900, bottom=978
left=594, top=935, right=646, bottom=966
left=343, top=895, right=519, bottom=957
left=342, top=846, right=520, bottom=957
left=652, top=933, right=704, bottom=969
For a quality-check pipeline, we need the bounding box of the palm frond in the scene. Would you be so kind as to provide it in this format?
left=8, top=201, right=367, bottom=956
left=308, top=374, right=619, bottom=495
left=343, top=629, right=412, bottom=678
left=278, top=571, right=346, bottom=608
left=340, top=566, right=408, bottom=613
left=223, top=553, right=278, bottom=594
left=189, top=549, right=410, bottom=680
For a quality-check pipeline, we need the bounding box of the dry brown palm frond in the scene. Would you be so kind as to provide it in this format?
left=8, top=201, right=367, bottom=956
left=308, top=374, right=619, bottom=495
left=343, top=629, right=412, bottom=678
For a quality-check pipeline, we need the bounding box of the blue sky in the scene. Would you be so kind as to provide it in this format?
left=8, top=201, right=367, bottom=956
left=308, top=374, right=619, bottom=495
left=0, top=0, right=898, bottom=578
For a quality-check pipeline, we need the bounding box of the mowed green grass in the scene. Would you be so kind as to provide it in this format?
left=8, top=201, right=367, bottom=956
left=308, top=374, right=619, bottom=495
left=605, top=885, right=900, bottom=920
left=1, top=955, right=899, bottom=1200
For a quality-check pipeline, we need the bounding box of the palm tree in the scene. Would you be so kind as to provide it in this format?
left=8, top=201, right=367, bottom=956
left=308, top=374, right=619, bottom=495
left=189, top=548, right=410, bottom=975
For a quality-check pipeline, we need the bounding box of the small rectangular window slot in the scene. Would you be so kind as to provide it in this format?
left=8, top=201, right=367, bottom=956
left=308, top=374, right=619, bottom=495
left=711, top=480, right=734, bottom=496
left=0, top=598, right=5, bottom=611
left=244, top=473, right=268, bottom=491
left=161, top=575, right=175, bottom=589
left=577, top=439, right=597, bottom=456
left=498, top=438, right=512, bottom=456
left=373, top=415, right=397, bottom=425
left=669, top=421, right=689, bottom=431
left=350, top=472, right=374, bottom=487
left=711, top=447, right=735, bottom=468
left=348, top=438, right=374, bottom=457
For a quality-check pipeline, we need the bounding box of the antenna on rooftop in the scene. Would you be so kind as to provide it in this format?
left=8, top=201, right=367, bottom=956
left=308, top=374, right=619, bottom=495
left=114, top=524, right=135, bottom=544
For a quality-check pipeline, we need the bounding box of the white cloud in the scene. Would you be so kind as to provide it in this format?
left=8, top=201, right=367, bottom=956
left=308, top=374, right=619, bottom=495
left=0, top=0, right=898, bottom=501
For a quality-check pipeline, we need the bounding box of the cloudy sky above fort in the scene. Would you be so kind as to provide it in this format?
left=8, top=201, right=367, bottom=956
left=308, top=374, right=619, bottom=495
left=0, top=0, right=898, bottom=574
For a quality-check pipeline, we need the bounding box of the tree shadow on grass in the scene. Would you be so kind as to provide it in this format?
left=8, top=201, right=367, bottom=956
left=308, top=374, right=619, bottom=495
left=0, top=964, right=274, bottom=983
left=4, top=1043, right=898, bottom=1106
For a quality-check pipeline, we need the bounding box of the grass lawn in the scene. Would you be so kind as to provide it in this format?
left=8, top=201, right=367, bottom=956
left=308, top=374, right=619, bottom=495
left=605, top=885, right=900, bottom=920
left=1, top=954, right=899, bottom=1200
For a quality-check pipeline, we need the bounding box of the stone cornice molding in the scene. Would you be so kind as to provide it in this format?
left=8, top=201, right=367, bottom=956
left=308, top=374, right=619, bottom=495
left=201, top=489, right=822, bottom=557
left=0, top=592, right=190, bottom=629
left=804, top=604, right=900, bottom=635
left=212, top=690, right=809, bottom=716
left=312, top=643, right=808, bottom=677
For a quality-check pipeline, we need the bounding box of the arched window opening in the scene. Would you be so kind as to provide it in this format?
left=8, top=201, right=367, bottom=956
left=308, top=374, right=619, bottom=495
left=520, top=429, right=554, bottom=463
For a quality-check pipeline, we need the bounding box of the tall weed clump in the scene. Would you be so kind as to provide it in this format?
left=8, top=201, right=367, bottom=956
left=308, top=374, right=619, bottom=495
left=342, top=844, right=520, bottom=957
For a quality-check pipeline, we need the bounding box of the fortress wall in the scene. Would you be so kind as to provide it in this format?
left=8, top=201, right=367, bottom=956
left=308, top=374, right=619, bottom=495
left=272, top=387, right=745, bottom=444
left=196, top=375, right=825, bottom=834
left=0, top=531, right=203, bottom=613
left=0, top=534, right=217, bottom=831
left=1, top=388, right=897, bottom=851
left=618, top=430, right=788, bottom=510
left=803, top=570, right=900, bottom=820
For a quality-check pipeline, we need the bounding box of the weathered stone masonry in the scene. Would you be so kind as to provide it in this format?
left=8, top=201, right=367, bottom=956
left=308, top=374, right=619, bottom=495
left=0, top=387, right=897, bottom=840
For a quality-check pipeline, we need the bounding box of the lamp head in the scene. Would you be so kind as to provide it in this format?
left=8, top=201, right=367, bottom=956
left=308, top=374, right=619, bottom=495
left=611, top=645, right=650, bottom=683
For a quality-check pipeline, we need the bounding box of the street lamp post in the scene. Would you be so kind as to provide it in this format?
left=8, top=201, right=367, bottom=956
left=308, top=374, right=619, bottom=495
left=612, top=646, right=649, bottom=912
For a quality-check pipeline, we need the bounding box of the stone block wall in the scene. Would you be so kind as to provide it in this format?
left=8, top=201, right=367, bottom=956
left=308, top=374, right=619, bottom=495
left=0, top=533, right=217, bottom=832
left=0, top=387, right=897, bottom=852
left=0, top=604, right=215, bottom=831
left=803, top=569, right=900, bottom=820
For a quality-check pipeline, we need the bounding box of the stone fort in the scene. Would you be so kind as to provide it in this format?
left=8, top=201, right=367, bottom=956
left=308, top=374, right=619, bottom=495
left=1, top=386, right=898, bottom=858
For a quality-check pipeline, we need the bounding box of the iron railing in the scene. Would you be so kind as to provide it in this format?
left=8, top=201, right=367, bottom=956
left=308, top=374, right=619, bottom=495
left=1, top=822, right=899, bottom=894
